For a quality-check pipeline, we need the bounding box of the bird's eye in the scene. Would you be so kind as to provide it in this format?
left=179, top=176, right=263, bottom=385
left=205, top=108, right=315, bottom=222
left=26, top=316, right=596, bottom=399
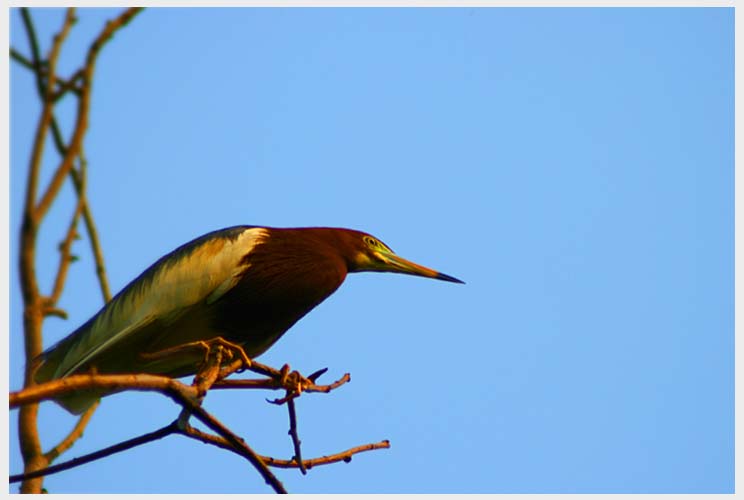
left=365, top=237, right=377, bottom=247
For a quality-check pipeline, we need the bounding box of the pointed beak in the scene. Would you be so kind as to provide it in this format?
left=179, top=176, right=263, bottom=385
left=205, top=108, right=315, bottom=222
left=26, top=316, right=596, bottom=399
left=377, top=251, right=465, bottom=284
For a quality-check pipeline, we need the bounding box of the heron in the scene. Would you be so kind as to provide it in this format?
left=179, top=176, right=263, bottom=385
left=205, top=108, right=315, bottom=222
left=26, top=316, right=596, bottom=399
left=34, top=226, right=463, bottom=413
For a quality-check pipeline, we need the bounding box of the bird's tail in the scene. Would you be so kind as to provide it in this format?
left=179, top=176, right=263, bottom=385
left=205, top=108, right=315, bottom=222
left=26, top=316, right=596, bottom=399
left=33, top=336, right=104, bottom=415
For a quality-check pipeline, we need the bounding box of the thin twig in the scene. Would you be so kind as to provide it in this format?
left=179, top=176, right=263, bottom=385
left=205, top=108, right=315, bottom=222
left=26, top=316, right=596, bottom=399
left=269, top=440, right=391, bottom=470
left=70, top=165, right=112, bottom=301
left=47, top=176, right=85, bottom=308
left=12, top=422, right=390, bottom=485
left=180, top=397, right=287, bottom=493
left=43, top=401, right=99, bottom=463
left=23, top=7, right=75, bottom=224
left=181, top=425, right=390, bottom=470
left=11, top=420, right=179, bottom=484
left=9, top=47, right=35, bottom=71
left=43, top=307, right=68, bottom=319
left=35, top=7, right=143, bottom=221
left=19, top=9, right=44, bottom=95
left=13, top=19, right=112, bottom=304
left=287, top=398, right=306, bottom=474
left=52, top=69, right=84, bottom=101
left=55, top=124, right=113, bottom=302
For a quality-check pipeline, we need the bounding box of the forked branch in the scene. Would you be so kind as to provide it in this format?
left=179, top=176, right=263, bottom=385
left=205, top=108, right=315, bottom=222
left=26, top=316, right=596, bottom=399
left=14, top=7, right=137, bottom=493
left=9, top=356, right=387, bottom=494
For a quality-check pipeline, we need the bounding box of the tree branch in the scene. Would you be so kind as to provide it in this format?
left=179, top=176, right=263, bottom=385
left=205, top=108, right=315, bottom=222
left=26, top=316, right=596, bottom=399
left=10, top=373, right=199, bottom=409
left=26, top=8, right=75, bottom=222
left=19, top=8, right=44, bottom=95
left=52, top=69, right=84, bottom=101
left=43, top=401, right=99, bottom=464
left=286, top=398, right=306, bottom=474
left=15, top=9, right=139, bottom=491
left=13, top=24, right=112, bottom=304
left=16, top=9, right=77, bottom=493
left=11, top=420, right=390, bottom=485
left=69, top=163, right=112, bottom=302
left=8, top=360, right=367, bottom=493
left=181, top=424, right=390, bottom=470
left=9, top=46, right=35, bottom=71
left=46, top=171, right=85, bottom=309
left=9, top=371, right=285, bottom=493
left=12, top=420, right=179, bottom=484
left=35, top=7, right=144, bottom=221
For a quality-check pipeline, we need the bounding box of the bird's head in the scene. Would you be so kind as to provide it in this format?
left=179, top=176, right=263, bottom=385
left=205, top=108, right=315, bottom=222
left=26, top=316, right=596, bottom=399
left=345, top=230, right=464, bottom=284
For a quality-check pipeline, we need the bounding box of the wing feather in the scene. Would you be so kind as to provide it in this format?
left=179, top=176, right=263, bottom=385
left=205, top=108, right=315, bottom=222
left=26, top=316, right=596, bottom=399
left=37, top=226, right=268, bottom=381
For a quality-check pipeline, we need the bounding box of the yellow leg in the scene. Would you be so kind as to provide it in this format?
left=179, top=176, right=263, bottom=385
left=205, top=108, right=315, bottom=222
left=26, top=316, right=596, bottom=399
left=140, top=336, right=252, bottom=370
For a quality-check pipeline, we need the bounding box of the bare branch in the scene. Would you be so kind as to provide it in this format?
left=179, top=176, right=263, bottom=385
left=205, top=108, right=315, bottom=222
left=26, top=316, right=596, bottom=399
left=43, top=307, right=68, bottom=319
left=43, top=401, right=99, bottom=463
left=13, top=20, right=113, bottom=304
left=46, top=172, right=85, bottom=308
left=70, top=165, right=112, bottom=301
left=17, top=9, right=78, bottom=493
left=19, top=8, right=44, bottom=94
left=12, top=421, right=390, bottom=485
left=9, top=355, right=382, bottom=493
left=12, top=420, right=178, bottom=484
left=51, top=117, right=112, bottom=303
left=35, top=7, right=144, bottom=221
left=181, top=425, right=390, bottom=470
left=266, top=440, right=391, bottom=471
left=9, top=47, right=35, bottom=71
left=183, top=398, right=287, bottom=493
left=9, top=371, right=285, bottom=493
left=10, top=373, right=199, bottom=409
left=26, top=8, right=75, bottom=222
left=52, top=69, right=84, bottom=101
left=17, top=8, right=136, bottom=485
left=287, top=398, right=307, bottom=474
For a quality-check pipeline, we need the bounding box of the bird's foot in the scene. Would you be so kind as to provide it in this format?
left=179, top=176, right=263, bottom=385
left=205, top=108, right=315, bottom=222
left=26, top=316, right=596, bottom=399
left=140, top=337, right=252, bottom=373
left=193, top=338, right=254, bottom=393
left=200, top=337, right=253, bottom=371
left=265, top=364, right=311, bottom=405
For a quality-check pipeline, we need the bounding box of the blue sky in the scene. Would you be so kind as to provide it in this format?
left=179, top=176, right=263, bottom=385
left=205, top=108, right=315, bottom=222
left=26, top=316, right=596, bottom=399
left=9, top=7, right=733, bottom=494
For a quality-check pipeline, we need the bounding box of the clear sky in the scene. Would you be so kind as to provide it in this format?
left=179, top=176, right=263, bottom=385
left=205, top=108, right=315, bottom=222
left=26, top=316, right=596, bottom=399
left=9, top=7, right=733, bottom=494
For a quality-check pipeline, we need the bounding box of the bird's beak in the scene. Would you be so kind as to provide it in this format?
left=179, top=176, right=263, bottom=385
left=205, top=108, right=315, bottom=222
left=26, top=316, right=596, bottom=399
left=375, top=250, right=465, bottom=284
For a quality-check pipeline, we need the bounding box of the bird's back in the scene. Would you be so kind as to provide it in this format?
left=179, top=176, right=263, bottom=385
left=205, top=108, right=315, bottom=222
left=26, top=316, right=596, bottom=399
left=33, top=227, right=267, bottom=404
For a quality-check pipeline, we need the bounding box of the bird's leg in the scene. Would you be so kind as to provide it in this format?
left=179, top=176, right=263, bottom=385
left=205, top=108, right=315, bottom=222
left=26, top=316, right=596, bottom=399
left=139, top=337, right=252, bottom=374
left=192, top=344, right=225, bottom=397
left=174, top=348, right=226, bottom=433
left=202, top=337, right=253, bottom=371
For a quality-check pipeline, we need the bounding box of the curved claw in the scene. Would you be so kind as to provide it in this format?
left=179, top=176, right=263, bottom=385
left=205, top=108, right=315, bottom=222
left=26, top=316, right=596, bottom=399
left=307, top=367, right=329, bottom=382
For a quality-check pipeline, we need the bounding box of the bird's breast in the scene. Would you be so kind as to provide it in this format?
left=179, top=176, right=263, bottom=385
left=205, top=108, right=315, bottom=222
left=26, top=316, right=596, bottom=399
left=207, top=247, right=348, bottom=357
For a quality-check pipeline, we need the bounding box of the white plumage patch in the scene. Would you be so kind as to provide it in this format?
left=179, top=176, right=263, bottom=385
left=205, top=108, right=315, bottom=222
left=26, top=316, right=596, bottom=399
left=49, top=226, right=269, bottom=379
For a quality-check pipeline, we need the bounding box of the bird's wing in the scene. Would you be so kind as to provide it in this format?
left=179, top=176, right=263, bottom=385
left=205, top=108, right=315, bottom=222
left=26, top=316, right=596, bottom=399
left=42, top=226, right=269, bottom=380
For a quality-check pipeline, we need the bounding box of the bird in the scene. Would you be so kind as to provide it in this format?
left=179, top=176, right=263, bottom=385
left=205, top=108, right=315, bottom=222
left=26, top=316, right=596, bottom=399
left=34, top=226, right=463, bottom=414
